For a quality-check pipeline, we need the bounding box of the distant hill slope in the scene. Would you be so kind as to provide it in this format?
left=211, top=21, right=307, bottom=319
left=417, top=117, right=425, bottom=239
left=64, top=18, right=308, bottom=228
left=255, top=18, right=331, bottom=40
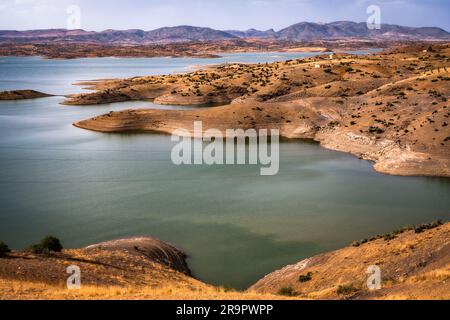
left=0, top=26, right=238, bottom=44
left=0, top=21, right=448, bottom=44
left=225, top=28, right=277, bottom=39
left=276, top=21, right=450, bottom=41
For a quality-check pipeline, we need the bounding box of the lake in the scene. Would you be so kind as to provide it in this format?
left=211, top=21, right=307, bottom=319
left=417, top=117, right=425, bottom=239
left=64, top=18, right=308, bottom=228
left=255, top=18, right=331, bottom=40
left=0, top=52, right=449, bottom=289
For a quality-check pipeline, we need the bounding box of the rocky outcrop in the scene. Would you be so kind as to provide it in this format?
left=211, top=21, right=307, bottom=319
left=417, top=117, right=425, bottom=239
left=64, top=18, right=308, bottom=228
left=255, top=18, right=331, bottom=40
left=85, top=237, right=191, bottom=275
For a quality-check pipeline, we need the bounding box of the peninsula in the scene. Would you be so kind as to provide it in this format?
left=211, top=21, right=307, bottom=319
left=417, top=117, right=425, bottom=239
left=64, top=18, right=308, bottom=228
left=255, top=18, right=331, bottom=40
left=70, top=44, right=450, bottom=177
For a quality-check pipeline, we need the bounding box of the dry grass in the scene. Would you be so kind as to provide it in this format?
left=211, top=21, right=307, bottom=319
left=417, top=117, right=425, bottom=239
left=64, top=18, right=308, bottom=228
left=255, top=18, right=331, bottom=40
left=0, top=279, right=288, bottom=300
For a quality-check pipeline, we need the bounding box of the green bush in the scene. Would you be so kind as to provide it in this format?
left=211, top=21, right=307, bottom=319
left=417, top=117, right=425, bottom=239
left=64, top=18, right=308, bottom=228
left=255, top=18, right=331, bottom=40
left=278, top=287, right=296, bottom=297
left=28, top=244, right=44, bottom=254
left=336, top=284, right=358, bottom=296
left=298, top=272, right=313, bottom=283
left=0, top=241, right=11, bottom=258
left=28, top=236, right=63, bottom=254
left=40, top=236, right=63, bottom=252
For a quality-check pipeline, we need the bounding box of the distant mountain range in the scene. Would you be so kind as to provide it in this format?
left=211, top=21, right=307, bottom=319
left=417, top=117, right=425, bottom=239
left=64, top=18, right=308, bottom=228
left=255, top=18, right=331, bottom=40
left=1, top=21, right=449, bottom=44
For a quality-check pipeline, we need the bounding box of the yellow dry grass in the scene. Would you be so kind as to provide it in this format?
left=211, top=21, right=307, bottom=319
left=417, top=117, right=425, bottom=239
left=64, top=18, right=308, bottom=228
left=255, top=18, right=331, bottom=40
left=0, top=279, right=289, bottom=300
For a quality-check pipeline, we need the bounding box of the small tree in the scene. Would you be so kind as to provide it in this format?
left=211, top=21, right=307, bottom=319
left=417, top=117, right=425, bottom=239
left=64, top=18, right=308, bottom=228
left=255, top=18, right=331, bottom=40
left=299, top=272, right=313, bottom=283
left=0, top=241, right=11, bottom=258
left=40, top=236, right=63, bottom=252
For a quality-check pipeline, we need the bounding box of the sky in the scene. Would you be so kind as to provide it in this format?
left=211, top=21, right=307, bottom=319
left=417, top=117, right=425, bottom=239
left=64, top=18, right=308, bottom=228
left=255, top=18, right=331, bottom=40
left=0, top=0, right=449, bottom=32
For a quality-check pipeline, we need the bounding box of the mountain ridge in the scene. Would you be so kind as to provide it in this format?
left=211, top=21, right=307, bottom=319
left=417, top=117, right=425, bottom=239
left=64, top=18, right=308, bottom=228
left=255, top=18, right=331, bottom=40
left=0, top=21, right=448, bottom=44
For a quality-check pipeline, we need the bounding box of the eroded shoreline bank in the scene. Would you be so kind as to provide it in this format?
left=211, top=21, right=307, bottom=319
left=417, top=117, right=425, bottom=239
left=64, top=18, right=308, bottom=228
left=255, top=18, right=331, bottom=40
left=69, top=44, right=449, bottom=177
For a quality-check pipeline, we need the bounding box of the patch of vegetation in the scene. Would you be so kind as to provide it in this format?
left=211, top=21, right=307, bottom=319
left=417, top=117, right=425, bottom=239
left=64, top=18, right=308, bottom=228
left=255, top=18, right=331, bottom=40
left=383, top=233, right=396, bottom=241
left=298, top=272, right=313, bottom=283
left=278, top=286, right=297, bottom=297
left=368, top=126, right=385, bottom=134
left=0, top=241, right=11, bottom=258
left=28, top=236, right=63, bottom=254
left=351, top=220, right=444, bottom=247
left=336, top=284, right=358, bottom=296
left=414, top=220, right=443, bottom=234
left=220, top=285, right=236, bottom=293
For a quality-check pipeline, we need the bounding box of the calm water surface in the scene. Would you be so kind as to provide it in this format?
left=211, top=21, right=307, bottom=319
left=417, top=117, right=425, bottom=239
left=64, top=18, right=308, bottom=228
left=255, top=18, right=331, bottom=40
left=0, top=52, right=448, bottom=289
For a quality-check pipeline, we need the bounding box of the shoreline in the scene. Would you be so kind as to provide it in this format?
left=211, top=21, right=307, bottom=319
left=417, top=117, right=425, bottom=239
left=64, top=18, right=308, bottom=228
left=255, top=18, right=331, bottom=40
left=69, top=43, right=449, bottom=177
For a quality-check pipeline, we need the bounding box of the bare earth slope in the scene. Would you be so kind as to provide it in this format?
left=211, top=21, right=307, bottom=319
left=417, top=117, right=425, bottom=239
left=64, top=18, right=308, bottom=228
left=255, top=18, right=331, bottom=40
left=249, top=222, right=450, bottom=300
left=72, top=44, right=450, bottom=177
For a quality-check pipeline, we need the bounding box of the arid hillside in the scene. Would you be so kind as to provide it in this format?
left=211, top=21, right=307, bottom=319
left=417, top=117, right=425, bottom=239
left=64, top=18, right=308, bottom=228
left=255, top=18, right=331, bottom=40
left=250, top=222, right=449, bottom=300
left=71, top=44, right=450, bottom=177
left=0, top=223, right=448, bottom=300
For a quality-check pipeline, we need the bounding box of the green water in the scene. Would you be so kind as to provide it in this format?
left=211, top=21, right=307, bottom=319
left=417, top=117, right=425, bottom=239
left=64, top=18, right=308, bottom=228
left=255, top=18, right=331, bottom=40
left=0, top=54, right=448, bottom=289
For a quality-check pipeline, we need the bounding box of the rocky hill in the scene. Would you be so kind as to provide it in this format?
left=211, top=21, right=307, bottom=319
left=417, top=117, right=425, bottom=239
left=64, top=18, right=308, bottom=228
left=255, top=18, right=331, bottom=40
left=276, top=21, right=450, bottom=41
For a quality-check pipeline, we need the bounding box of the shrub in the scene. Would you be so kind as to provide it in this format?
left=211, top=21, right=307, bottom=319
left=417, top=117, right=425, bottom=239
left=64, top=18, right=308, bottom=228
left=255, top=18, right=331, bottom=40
left=0, top=241, right=11, bottom=258
left=336, top=284, right=358, bottom=296
left=299, top=272, right=313, bottom=283
left=40, top=236, right=63, bottom=252
left=384, top=233, right=396, bottom=241
left=414, top=220, right=443, bottom=234
left=28, top=244, right=44, bottom=254
left=29, top=236, right=63, bottom=254
left=368, top=126, right=385, bottom=134
left=278, top=287, right=296, bottom=297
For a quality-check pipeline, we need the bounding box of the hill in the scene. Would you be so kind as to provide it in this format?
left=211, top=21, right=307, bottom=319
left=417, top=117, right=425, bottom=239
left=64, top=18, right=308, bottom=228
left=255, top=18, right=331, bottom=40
left=0, top=21, right=448, bottom=44
left=0, top=223, right=448, bottom=300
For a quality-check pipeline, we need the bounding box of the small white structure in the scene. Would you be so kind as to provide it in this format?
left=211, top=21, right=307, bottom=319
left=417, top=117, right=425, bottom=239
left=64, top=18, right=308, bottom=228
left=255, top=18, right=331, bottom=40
left=315, top=64, right=321, bottom=68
